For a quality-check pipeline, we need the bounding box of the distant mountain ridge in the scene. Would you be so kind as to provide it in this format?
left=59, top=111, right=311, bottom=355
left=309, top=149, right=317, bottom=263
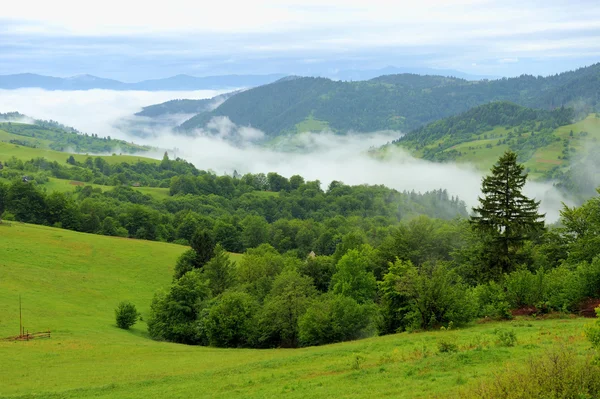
left=0, top=73, right=287, bottom=91
left=174, top=63, right=600, bottom=137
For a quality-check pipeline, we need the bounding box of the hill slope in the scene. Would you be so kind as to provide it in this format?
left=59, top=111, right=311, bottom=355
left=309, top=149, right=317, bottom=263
left=0, top=223, right=590, bottom=398
left=177, top=64, right=600, bottom=138
left=0, top=112, right=150, bottom=154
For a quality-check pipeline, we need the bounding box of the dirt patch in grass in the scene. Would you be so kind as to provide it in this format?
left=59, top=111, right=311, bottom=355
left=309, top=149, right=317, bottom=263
left=579, top=298, right=600, bottom=318
left=512, top=307, right=538, bottom=317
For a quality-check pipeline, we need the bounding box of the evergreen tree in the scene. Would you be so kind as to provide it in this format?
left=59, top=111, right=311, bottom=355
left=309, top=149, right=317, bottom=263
left=190, top=229, right=215, bottom=269
left=471, top=151, right=545, bottom=278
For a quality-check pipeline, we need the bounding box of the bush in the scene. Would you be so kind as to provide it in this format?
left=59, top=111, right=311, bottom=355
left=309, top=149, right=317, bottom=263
left=437, top=338, right=458, bottom=353
left=115, top=301, right=138, bottom=329
left=205, top=291, right=259, bottom=348
left=298, top=294, right=378, bottom=346
left=494, top=329, right=517, bottom=347
left=460, top=348, right=600, bottom=398
left=585, top=307, right=600, bottom=354
left=472, top=281, right=512, bottom=320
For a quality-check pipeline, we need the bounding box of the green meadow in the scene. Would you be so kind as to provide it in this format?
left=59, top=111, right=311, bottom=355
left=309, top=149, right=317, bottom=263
left=398, top=114, right=600, bottom=178
left=0, top=223, right=593, bottom=398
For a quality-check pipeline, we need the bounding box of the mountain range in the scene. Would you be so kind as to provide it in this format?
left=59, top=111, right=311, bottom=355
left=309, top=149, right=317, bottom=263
left=0, top=73, right=286, bottom=91
left=0, top=65, right=495, bottom=91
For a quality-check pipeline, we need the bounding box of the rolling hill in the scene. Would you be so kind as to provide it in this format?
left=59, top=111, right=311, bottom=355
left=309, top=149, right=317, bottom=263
left=0, top=112, right=150, bottom=154
left=385, top=101, right=600, bottom=200
left=175, top=64, right=600, bottom=138
left=0, top=223, right=591, bottom=398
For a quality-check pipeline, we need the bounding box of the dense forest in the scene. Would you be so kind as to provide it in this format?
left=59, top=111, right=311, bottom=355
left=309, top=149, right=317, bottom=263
left=173, top=63, right=600, bottom=137
left=0, top=113, right=149, bottom=154
left=0, top=153, right=467, bottom=256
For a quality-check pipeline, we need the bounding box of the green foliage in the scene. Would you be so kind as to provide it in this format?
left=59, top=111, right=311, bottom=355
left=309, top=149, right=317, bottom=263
left=298, top=294, right=378, bottom=346
left=297, top=255, right=335, bottom=292
left=147, top=270, right=210, bottom=344
left=331, top=247, right=377, bottom=304
left=190, top=229, right=215, bottom=268
left=387, top=260, right=475, bottom=330
left=236, top=244, right=285, bottom=302
left=205, top=291, right=259, bottom=348
left=437, top=338, right=459, bottom=353
left=114, top=301, right=139, bottom=329
left=461, top=348, right=600, bottom=398
left=471, top=151, right=545, bottom=279
left=585, top=308, right=600, bottom=353
left=494, top=329, right=517, bottom=347
left=203, top=244, right=236, bottom=296
left=172, top=249, right=197, bottom=280
left=257, top=270, right=317, bottom=347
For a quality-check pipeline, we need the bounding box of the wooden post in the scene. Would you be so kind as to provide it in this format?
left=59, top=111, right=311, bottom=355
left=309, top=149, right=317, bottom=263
left=19, top=295, right=22, bottom=337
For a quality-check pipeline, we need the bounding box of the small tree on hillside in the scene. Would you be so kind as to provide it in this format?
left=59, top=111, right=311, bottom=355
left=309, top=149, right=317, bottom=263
left=115, top=301, right=139, bottom=329
left=471, top=151, right=545, bottom=279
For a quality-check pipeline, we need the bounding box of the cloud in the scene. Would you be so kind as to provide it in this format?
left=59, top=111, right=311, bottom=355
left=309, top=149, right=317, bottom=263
left=1, top=1, right=600, bottom=79
left=0, top=88, right=572, bottom=221
left=0, top=88, right=227, bottom=137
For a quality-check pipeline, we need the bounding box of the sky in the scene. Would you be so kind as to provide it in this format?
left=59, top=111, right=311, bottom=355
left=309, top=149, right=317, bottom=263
left=2, top=0, right=600, bottom=80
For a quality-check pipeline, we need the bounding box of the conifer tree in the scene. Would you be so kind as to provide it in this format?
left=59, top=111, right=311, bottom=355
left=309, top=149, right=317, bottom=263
left=471, top=151, right=545, bottom=277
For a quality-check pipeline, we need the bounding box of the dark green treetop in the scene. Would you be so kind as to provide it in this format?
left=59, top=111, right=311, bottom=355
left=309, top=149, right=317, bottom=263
left=471, top=151, right=545, bottom=278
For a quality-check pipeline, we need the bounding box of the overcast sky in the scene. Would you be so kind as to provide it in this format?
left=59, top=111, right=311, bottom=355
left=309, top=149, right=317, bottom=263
left=2, top=0, right=600, bottom=80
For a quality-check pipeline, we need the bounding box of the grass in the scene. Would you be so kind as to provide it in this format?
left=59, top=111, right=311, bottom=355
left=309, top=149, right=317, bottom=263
left=0, top=140, right=159, bottom=166
left=0, top=223, right=594, bottom=398
left=38, top=177, right=171, bottom=200
left=396, top=114, right=600, bottom=179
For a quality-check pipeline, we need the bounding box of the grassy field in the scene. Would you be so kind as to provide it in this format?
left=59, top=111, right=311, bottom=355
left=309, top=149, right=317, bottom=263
left=0, top=223, right=594, bottom=398
left=39, top=178, right=171, bottom=200
left=0, top=137, right=159, bottom=166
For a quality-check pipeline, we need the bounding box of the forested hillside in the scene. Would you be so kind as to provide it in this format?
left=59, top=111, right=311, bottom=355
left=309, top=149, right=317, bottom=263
left=175, top=64, right=600, bottom=137
left=135, top=91, right=238, bottom=118
left=393, top=102, right=574, bottom=161
left=0, top=112, right=150, bottom=154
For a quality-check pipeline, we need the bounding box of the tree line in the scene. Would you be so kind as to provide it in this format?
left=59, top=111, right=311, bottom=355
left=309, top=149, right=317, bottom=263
left=145, top=151, right=600, bottom=348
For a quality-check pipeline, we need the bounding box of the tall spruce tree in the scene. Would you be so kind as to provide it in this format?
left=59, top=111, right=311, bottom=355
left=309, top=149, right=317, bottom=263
left=471, top=151, right=545, bottom=278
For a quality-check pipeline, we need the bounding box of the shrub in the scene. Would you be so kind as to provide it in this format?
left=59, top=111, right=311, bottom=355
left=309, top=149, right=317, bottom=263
left=298, top=294, right=378, bottom=346
left=205, top=291, right=259, bottom=348
left=494, top=329, right=517, bottom=347
left=115, top=301, right=138, bottom=329
left=437, top=338, right=458, bottom=353
left=460, top=348, right=600, bottom=398
left=147, top=270, right=210, bottom=344
left=472, top=281, right=512, bottom=320
left=585, top=307, right=600, bottom=353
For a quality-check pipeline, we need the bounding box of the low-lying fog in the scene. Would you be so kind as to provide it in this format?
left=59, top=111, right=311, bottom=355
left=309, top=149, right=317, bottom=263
left=0, top=88, right=571, bottom=221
